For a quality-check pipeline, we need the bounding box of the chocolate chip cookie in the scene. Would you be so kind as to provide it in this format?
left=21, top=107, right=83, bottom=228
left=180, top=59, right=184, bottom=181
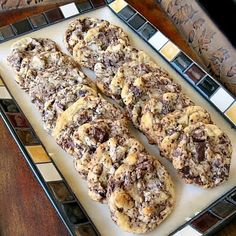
left=53, top=95, right=127, bottom=155
left=121, top=72, right=181, bottom=128
left=33, top=84, right=98, bottom=132
left=64, top=17, right=105, bottom=54
left=157, top=106, right=212, bottom=159
left=95, top=46, right=153, bottom=100
left=8, top=37, right=58, bottom=75
left=107, top=152, right=175, bottom=233
left=171, top=123, right=232, bottom=188
left=87, top=136, right=144, bottom=203
left=73, top=119, right=130, bottom=178
left=72, top=20, right=130, bottom=69
left=109, top=59, right=167, bottom=101
left=9, top=50, right=87, bottom=92
left=140, top=92, right=194, bottom=144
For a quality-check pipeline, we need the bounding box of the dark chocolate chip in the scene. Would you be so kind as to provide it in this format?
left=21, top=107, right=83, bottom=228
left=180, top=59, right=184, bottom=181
left=12, top=19, right=32, bottom=35
left=62, top=202, right=88, bottom=224
left=181, top=166, right=190, bottom=176
left=195, top=142, right=205, bottom=162
left=118, top=5, right=136, bottom=21
left=29, top=14, right=48, bottom=28
left=128, top=13, right=146, bottom=30
left=48, top=181, right=74, bottom=202
left=92, top=127, right=109, bottom=143
left=44, top=8, right=64, bottom=23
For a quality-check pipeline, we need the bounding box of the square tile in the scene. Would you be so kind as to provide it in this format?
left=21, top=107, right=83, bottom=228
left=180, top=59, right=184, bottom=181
left=29, top=14, right=48, bottom=28
left=6, top=113, right=29, bottom=128
left=0, top=87, right=11, bottom=99
left=0, top=99, right=19, bottom=113
left=173, top=225, right=202, bottom=236
left=185, top=64, right=205, bottom=84
left=118, top=5, right=136, bottom=21
left=229, top=191, right=236, bottom=203
left=48, top=181, right=74, bottom=202
left=148, top=31, right=168, bottom=50
left=197, top=76, right=219, bottom=97
left=44, top=8, right=64, bottom=23
left=138, top=22, right=157, bottom=40
left=62, top=202, right=88, bottom=224
left=109, top=0, right=127, bottom=13
left=128, top=13, right=146, bottom=30
left=225, top=102, right=236, bottom=125
left=26, top=145, right=51, bottom=163
left=15, top=129, right=40, bottom=146
left=172, top=52, right=192, bottom=71
left=191, top=212, right=220, bottom=233
left=60, top=3, right=79, bottom=18
left=37, top=162, right=62, bottom=182
left=0, top=25, right=15, bottom=41
left=90, top=0, right=106, bottom=7
left=77, top=0, right=93, bottom=12
left=210, top=87, right=234, bottom=112
left=12, top=19, right=32, bottom=35
left=160, top=41, right=180, bottom=61
left=75, top=223, right=98, bottom=236
left=211, top=200, right=236, bottom=218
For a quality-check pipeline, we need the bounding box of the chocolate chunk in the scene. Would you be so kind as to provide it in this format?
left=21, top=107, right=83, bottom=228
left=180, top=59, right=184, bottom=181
left=78, top=90, right=87, bottom=97
left=181, top=166, right=190, bottom=176
left=92, top=127, right=109, bottom=143
left=195, top=141, right=205, bottom=162
left=131, top=86, right=142, bottom=98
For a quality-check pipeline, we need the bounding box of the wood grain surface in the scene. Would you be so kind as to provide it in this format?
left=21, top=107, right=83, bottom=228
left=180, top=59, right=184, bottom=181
left=0, top=1, right=235, bottom=235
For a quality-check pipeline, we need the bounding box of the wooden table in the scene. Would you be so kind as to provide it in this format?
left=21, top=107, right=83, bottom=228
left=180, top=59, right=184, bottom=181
left=0, top=1, right=235, bottom=235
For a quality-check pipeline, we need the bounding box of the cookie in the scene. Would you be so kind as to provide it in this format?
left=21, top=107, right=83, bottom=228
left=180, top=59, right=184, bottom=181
left=53, top=95, right=127, bottom=154
left=157, top=106, right=212, bottom=159
left=87, top=136, right=144, bottom=203
left=94, top=46, right=153, bottom=100
left=121, top=72, right=181, bottom=128
left=109, top=59, right=167, bottom=101
left=9, top=50, right=87, bottom=92
left=73, top=21, right=130, bottom=69
left=7, top=37, right=58, bottom=74
left=171, top=123, right=232, bottom=188
left=34, top=84, right=98, bottom=132
left=107, top=152, right=175, bottom=234
left=64, top=17, right=105, bottom=54
left=73, top=119, right=130, bottom=178
left=140, top=92, right=194, bottom=144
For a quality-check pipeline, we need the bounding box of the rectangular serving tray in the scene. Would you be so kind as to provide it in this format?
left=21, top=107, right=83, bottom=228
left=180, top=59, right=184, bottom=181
left=0, top=1, right=235, bottom=235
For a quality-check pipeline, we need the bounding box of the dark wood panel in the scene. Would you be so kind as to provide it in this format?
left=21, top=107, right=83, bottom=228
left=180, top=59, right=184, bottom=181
left=0, top=119, right=70, bottom=236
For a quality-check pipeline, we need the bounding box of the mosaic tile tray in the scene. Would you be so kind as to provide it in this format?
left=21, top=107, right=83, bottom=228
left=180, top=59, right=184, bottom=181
left=0, top=1, right=235, bottom=235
